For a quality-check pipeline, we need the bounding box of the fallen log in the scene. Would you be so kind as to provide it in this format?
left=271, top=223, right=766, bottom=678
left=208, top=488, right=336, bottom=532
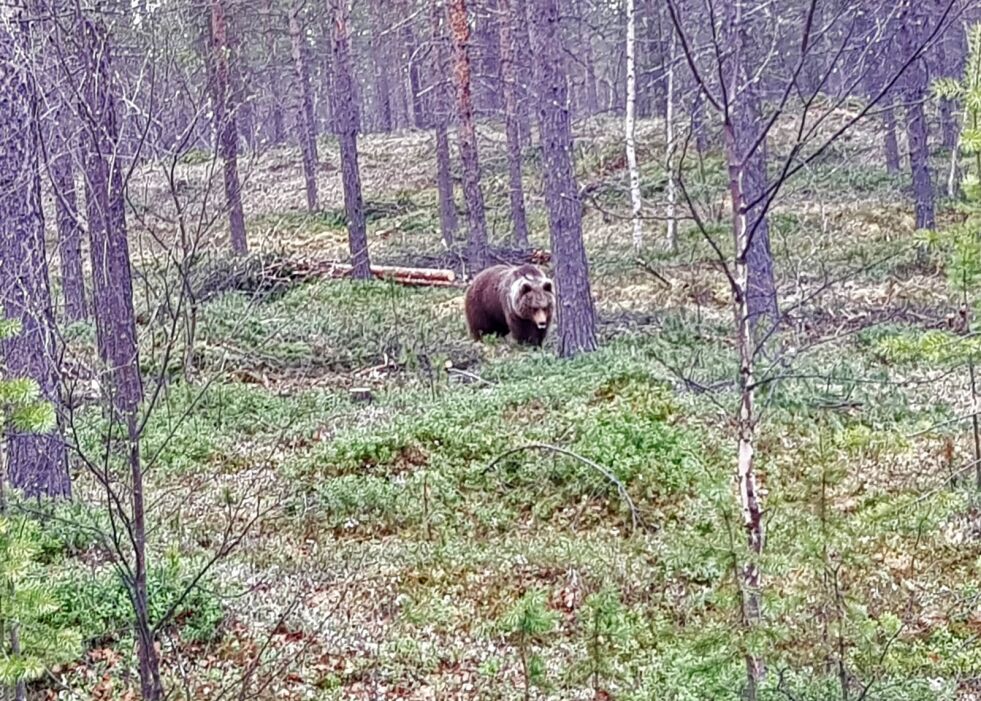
left=325, top=262, right=458, bottom=287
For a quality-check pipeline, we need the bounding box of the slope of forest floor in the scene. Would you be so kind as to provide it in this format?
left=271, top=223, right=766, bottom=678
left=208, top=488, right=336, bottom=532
left=35, top=114, right=981, bottom=700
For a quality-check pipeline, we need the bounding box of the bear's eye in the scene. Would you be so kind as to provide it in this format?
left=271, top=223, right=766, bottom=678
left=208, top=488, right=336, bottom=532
left=542, top=281, right=553, bottom=293
left=521, top=283, right=533, bottom=295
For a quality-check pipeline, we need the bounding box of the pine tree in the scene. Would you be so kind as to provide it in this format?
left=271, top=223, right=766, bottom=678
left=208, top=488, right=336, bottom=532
left=0, top=319, right=56, bottom=448
left=0, top=319, right=80, bottom=696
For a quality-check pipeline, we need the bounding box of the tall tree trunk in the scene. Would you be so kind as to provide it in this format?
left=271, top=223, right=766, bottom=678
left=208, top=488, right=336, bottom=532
left=234, top=74, right=257, bottom=153
left=900, top=7, right=935, bottom=230
left=936, top=19, right=965, bottom=151
left=390, top=1, right=411, bottom=130
left=77, top=15, right=158, bottom=699
left=209, top=0, right=248, bottom=254
left=625, top=0, right=643, bottom=250
left=50, top=143, right=88, bottom=324
left=37, top=5, right=88, bottom=324
left=262, top=0, right=287, bottom=146
left=448, top=0, right=490, bottom=272
left=725, top=5, right=778, bottom=331
left=329, top=0, right=371, bottom=278
left=692, top=90, right=709, bottom=154
left=290, top=5, right=319, bottom=211
left=78, top=15, right=144, bottom=418
left=573, top=0, right=599, bottom=116
left=476, top=6, right=502, bottom=116
left=430, top=0, right=459, bottom=246
left=612, top=7, right=628, bottom=116
left=639, top=0, right=666, bottom=119
left=738, top=84, right=779, bottom=330
left=0, top=18, right=70, bottom=500
left=904, top=98, right=935, bottom=229
left=513, top=2, right=533, bottom=145
left=403, top=8, right=426, bottom=128
left=531, top=0, right=598, bottom=357
left=664, top=29, right=678, bottom=251
left=315, top=28, right=335, bottom=135
left=865, top=38, right=903, bottom=175
left=882, top=97, right=903, bottom=175
left=370, top=0, right=394, bottom=132
left=500, top=0, right=528, bottom=247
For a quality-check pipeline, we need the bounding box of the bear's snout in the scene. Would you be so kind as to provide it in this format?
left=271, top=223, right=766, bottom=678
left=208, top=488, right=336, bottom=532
left=532, top=309, right=549, bottom=329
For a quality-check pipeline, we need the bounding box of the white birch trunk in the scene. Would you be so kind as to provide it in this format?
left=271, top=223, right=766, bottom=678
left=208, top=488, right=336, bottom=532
left=625, top=0, right=643, bottom=250
left=665, top=30, right=678, bottom=251
left=725, top=117, right=765, bottom=699
left=948, top=131, right=961, bottom=198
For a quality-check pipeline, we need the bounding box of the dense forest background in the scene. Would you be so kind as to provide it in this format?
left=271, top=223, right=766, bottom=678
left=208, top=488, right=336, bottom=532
left=3, top=0, right=981, bottom=699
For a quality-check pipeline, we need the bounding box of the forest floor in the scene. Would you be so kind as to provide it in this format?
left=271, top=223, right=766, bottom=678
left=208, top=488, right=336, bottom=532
left=35, top=113, right=981, bottom=700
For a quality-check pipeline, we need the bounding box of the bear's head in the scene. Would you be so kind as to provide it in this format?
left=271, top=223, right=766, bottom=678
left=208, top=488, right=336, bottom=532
left=510, top=272, right=554, bottom=330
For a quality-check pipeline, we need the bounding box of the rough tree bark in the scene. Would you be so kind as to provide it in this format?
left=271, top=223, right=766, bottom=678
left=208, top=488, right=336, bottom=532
left=329, top=0, right=371, bottom=279
left=430, top=0, right=459, bottom=246
left=625, top=0, right=644, bottom=250
left=49, top=134, right=88, bottom=324
left=499, top=0, right=529, bottom=247
left=0, top=17, right=70, bottom=499
left=531, top=0, right=598, bottom=357
left=899, top=5, right=936, bottom=230
left=289, top=4, right=319, bottom=211
left=209, top=0, right=248, bottom=254
left=78, top=16, right=143, bottom=417
left=77, top=13, right=159, bottom=701
left=43, top=57, right=88, bottom=323
left=448, top=0, right=490, bottom=272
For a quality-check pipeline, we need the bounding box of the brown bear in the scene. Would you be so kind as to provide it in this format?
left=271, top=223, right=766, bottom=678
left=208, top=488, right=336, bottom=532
left=464, top=264, right=555, bottom=346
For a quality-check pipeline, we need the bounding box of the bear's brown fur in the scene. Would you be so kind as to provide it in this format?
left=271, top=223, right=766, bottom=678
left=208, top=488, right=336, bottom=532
left=464, top=264, right=555, bottom=346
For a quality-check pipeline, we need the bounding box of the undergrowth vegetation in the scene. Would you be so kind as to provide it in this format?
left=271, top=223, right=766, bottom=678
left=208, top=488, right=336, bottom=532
left=29, top=113, right=981, bottom=700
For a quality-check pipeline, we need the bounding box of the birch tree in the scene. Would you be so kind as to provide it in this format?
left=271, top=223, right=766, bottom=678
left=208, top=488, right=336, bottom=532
left=664, top=29, right=678, bottom=251
left=625, top=0, right=643, bottom=251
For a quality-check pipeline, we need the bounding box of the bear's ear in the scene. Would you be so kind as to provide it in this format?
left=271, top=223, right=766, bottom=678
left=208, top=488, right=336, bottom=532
left=542, top=279, right=554, bottom=294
